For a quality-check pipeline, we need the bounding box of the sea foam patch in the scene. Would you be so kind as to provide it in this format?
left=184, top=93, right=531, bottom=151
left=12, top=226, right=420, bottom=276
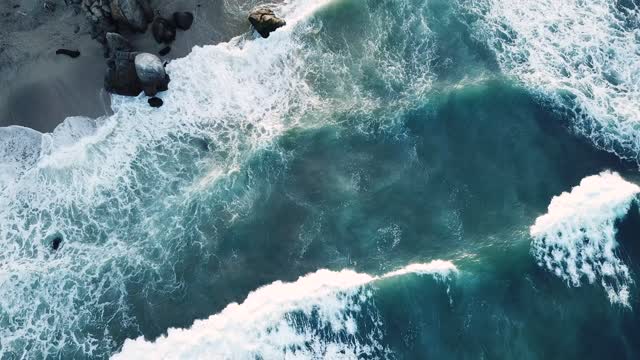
left=461, top=0, right=640, bottom=161
left=530, top=171, right=639, bottom=306
left=112, top=261, right=458, bottom=360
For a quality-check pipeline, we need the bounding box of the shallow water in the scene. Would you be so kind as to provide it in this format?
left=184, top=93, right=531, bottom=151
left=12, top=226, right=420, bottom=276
left=1, top=0, right=639, bottom=358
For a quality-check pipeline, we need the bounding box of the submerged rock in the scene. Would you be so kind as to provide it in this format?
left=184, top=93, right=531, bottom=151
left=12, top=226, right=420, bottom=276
left=148, top=97, right=163, bottom=107
left=51, top=236, right=62, bottom=251
left=135, top=53, right=170, bottom=96
left=152, top=17, right=176, bottom=44
left=55, top=49, right=81, bottom=58
left=44, top=0, right=56, bottom=12
left=173, top=11, right=194, bottom=30
left=248, top=7, right=286, bottom=38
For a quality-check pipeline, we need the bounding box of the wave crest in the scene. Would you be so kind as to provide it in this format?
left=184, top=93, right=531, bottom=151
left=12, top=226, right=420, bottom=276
left=113, top=261, right=458, bottom=359
left=530, top=171, right=639, bottom=306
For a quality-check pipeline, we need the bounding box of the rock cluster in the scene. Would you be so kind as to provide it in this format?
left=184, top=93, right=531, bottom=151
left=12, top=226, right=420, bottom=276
left=72, top=3, right=288, bottom=105
left=104, top=32, right=169, bottom=96
left=80, top=0, right=152, bottom=43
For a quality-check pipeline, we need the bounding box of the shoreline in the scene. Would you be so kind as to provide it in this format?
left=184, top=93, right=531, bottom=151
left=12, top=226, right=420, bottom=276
left=0, top=0, right=254, bottom=133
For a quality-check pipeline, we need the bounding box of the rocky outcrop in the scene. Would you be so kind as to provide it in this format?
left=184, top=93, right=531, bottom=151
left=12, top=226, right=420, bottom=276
left=82, top=0, right=117, bottom=43
left=104, top=33, right=142, bottom=95
left=81, top=0, right=152, bottom=43
left=110, top=0, right=153, bottom=32
left=248, top=8, right=286, bottom=38
left=103, top=34, right=170, bottom=97
left=134, top=53, right=170, bottom=96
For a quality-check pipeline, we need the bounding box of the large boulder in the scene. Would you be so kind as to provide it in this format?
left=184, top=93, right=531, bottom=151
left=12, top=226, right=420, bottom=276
left=110, top=0, right=153, bottom=32
left=248, top=8, right=286, bottom=38
left=104, top=33, right=142, bottom=95
left=134, top=53, right=170, bottom=96
left=105, top=51, right=143, bottom=96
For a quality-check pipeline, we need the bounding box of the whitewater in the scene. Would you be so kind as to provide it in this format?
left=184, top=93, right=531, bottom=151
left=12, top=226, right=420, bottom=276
left=461, top=0, right=640, bottom=161
left=1, top=0, right=640, bottom=358
left=113, top=261, right=458, bottom=359
left=531, top=171, right=639, bottom=306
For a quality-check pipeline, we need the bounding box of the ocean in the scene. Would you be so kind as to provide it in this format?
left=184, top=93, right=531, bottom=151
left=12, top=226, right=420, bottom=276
left=1, top=0, right=639, bottom=358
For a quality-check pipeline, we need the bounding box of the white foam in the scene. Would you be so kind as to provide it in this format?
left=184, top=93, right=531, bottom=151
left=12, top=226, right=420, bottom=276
left=0, top=126, right=43, bottom=190
left=461, top=0, right=640, bottom=160
left=0, top=0, right=335, bottom=357
left=112, top=261, right=458, bottom=359
left=0, top=0, right=444, bottom=356
left=530, top=171, right=639, bottom=306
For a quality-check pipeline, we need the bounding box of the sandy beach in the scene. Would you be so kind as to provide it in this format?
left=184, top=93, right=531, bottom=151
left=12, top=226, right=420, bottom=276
left=0, top=0, right=255, bottom=132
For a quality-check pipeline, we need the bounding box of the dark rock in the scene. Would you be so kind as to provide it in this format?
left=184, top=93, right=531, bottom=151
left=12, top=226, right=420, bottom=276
left=138, top=0, right=153, bottom=22
left=152, top=17, right=176, bottom=44
left=86, top=5, right=117, bottom=44
left=51, top=236, right=62, bottom=251
left=135, top=52, right=170, bottom=96
left=105, top=51, right=143, bottom=96
left=159, top=46, right=171, bottom=56
left=74, top=25, right=80, bottom=33
left=56, top=49, right=81, bottom=58
left=148, top=97, right=163, bottom=107
left=173, top=11, right=194, bottom=30
left=248, top=7, right=286, bottom=38
left=105, top=32, right=132, bottom=57
left=110, top=0, right=151, bottom=32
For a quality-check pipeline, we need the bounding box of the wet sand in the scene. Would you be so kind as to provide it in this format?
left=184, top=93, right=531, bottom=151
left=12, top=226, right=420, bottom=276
left=0, top=0, right=256, bottom=132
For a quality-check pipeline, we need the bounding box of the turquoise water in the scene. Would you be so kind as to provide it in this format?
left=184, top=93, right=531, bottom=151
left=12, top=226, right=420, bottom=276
left=1, top=0, right=639, bottom=358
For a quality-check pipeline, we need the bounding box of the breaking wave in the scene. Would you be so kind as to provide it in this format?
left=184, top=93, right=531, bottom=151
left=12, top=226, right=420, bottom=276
left=530, top=171, right=639, bottom=306
left=113, top=261, right=458, bottom=359
left=0, top=0, right=334, bottom=357
left=0, top=0, right=441, bottom=357
left=460, top=0, right=640, bottom=161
